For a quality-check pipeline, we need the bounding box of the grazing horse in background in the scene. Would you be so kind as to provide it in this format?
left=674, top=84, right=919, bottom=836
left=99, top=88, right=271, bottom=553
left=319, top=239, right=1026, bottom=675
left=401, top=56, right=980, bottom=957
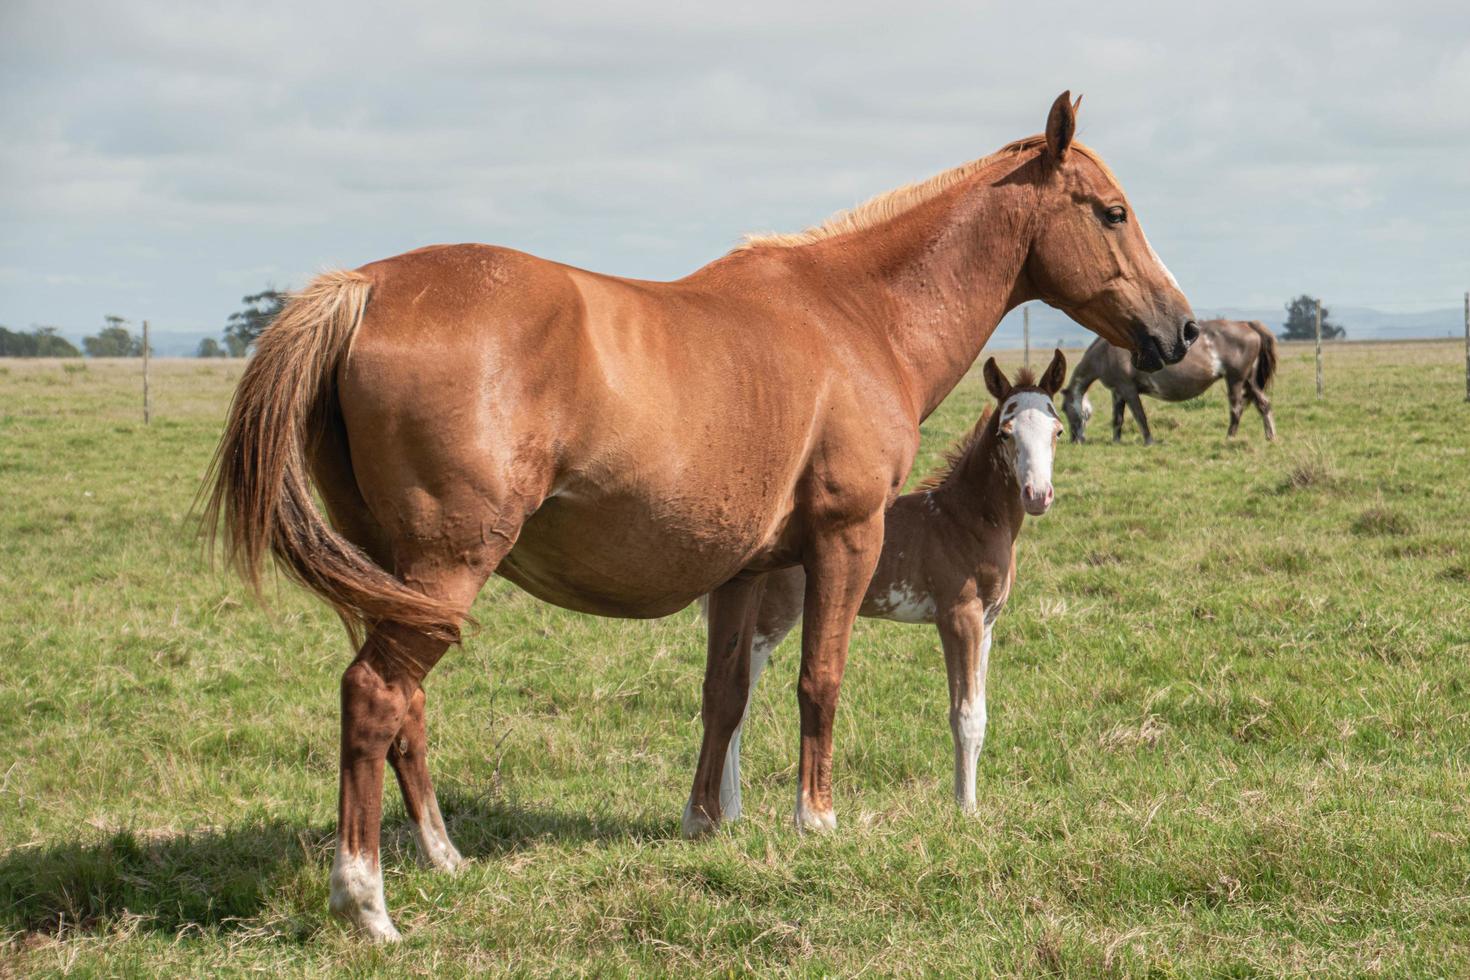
left=1062, top=319, right=1277, bottom=444
left=693, top=353, right=1068, bottom=825
left=204, top=92, right=1197, bottom=941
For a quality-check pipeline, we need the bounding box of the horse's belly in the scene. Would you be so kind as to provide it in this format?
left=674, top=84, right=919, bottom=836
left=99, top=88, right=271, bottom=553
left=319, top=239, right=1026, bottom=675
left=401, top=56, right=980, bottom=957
left=497, top=488, right=785, bottom=618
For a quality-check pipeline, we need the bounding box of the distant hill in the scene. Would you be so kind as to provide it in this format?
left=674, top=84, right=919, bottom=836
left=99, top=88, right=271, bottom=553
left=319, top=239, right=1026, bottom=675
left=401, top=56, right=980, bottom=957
left=29, top=305, right=1465, bottom=358
left=991, top=304, right=1463, bottom=350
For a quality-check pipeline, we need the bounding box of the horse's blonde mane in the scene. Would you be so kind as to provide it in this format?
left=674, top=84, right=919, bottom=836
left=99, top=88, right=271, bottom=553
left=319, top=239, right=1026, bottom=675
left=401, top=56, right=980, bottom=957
left=737, top=137, right=1118, bottom=251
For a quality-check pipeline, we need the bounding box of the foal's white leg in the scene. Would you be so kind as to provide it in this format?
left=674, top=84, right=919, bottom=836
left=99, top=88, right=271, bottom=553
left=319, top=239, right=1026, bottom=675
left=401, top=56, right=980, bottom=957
left=940, top=604, right=991, bottom=814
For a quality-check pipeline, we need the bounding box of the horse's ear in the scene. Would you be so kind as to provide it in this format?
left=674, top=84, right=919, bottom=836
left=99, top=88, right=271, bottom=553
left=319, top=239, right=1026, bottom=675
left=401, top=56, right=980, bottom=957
left=983, top=357, right=1010, bottom=401
left=1041, top=348, right=1067, bottom=395
left=1045, top=90, right=1076, bottom=164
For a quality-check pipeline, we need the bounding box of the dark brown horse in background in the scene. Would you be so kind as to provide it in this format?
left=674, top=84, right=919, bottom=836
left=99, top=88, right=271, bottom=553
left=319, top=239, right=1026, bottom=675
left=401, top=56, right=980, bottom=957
left=1061, top=318, right=1277, bottom=444
left=205, top=92, right=1197, bottom=940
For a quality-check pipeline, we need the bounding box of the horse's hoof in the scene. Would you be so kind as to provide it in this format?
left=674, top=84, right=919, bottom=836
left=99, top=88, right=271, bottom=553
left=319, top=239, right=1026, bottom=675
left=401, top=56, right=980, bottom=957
left=681, top=799, right=719, bottom=839
left=794, top=805, right=837, bottom=834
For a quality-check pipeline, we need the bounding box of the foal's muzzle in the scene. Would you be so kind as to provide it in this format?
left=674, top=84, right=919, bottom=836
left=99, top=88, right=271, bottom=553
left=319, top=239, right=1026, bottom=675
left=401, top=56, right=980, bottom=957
left=1022, top=483, right=1054, bottom=516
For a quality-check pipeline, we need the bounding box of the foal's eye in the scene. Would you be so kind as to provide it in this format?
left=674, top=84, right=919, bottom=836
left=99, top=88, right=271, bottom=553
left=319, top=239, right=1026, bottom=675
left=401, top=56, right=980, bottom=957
left=1104, top=206, right=1127, bottom=225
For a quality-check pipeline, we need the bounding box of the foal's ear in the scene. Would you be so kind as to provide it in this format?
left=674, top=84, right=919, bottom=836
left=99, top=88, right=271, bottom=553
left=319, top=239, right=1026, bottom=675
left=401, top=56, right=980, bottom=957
left=1045, top=90, right=1077, bottom=164
left=983, top=357, right=1011, bottom=401
left=1040, top=348, right=1067, bottom=396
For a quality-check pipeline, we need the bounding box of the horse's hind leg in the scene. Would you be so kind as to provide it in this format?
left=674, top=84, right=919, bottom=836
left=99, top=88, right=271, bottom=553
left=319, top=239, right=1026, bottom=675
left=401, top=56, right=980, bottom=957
left=1124, top=391, right=1153, bottom=445
left=684, top=573, right=767, bottom=837
left=329, top=560, right=496, bottom=942
left=1111, top=392, right=1126, bottom=442
left=717, top=567, right=804, bottom=821
left=1226, top=379, right=1246, bottom=438
left=387, top=687, right=463, bottom=872
left=1245, top=380, right=1276, bottom=440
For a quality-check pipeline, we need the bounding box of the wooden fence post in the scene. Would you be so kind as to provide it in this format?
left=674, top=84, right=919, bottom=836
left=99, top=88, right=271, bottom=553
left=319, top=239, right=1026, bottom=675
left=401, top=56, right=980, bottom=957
left=1314, top=299, right=1324, bottom=399
left=1023, top=305, right=1031, bottom=370
left=142, top=319, right=151, bottom=424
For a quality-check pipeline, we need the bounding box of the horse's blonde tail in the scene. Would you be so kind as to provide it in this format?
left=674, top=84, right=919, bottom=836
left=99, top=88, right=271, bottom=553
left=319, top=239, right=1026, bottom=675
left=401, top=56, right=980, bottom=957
left=201, top=270, right=463, bottom=644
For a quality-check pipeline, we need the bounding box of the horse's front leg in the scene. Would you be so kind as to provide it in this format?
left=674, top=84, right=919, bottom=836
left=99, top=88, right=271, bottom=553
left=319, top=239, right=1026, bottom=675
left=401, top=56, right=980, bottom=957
left=938, top=602, right=991, bottom=813
left=795, top=515, right=884, bottom=832
left=684, top=573, right=767, bottom=837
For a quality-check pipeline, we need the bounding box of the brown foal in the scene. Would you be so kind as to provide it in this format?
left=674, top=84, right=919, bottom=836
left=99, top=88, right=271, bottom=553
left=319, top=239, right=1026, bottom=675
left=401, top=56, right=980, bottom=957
left=206, top=93, right=1196, bottom=940
left=691, top=353, right=1067, bottom=827
left=1062, top=318, right=1278, bottom=444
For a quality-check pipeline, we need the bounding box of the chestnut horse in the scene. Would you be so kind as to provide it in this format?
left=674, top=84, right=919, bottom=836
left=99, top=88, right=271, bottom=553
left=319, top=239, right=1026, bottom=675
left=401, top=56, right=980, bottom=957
left=692, top=353, right=1068, bottom=827
left=1062, top=318, right=1277, bottom=444
left=205, top=92, right=1196, bottom=940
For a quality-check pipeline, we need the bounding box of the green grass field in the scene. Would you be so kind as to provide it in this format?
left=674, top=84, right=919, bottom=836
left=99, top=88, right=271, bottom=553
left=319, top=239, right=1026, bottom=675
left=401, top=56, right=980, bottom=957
left=3, top=342, right=1469, bottom=976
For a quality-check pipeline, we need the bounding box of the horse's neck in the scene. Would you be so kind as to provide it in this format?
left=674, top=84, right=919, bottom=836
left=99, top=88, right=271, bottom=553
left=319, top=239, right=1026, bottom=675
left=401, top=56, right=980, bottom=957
left=1067, top=345, right=1104, bottom=397
left=794, top=177, right=1038, bottom=419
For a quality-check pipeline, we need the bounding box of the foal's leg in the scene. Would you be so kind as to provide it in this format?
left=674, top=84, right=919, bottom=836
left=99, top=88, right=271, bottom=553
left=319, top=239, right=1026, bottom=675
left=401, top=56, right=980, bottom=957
left=938, top=602, right=990, bottom=813
left=1124, top=392, right=1153, bottom=445
left=329, top=564, right=491, bottom=942
left=1245, top=379, right=1276, bottom=440
left=795, top=517, right=884, bottom=832
left=719, top=568, right=804, bottom=820
left=1111, top=392, right=1126, bottom=443
left=387, top=687, right=463, bottom=873
left=684, top=574, right=767, bottom=837
left=1226, top=379, right=1246, bottom=438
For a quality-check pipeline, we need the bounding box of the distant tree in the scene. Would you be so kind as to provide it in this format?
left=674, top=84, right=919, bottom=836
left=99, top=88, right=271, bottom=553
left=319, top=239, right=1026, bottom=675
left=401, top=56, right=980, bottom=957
left=31, top=326, right=81, bottom=357
left=196, top=337, right=227, bottom=358
left=83, top=317, right=145, bottom=357
left=224, top=288, right=288, bottom=355
left=0, top=325, right=81, bottom=357
left=1281, top=295, right=1346, bottom=341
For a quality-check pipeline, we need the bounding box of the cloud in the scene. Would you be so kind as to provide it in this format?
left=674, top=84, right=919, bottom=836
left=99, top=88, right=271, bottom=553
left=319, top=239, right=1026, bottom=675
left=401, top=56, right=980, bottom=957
left=1, top=0, right=1467, bottom=335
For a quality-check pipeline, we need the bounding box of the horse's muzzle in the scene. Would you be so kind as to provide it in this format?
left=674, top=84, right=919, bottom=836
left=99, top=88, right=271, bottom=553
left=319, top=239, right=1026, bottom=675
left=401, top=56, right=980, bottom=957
left=1133, top=319, right=1197, bottom=372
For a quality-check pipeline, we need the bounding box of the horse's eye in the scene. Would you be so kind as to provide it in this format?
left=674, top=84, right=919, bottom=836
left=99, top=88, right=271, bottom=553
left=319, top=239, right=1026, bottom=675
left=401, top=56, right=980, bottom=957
left=1104, top=206, right=1127, bottom=225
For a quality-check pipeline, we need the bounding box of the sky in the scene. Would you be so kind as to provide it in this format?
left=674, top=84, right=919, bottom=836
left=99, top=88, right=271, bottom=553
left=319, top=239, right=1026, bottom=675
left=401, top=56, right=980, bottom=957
left=2, top=0, right=1468, bottom=343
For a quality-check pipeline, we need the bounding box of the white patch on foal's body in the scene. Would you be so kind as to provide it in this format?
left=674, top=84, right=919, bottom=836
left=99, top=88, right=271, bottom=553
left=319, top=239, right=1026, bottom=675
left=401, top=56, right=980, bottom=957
left=876, top=581, right=936, bottom=623
left=329, top=849, right=400, bottom=942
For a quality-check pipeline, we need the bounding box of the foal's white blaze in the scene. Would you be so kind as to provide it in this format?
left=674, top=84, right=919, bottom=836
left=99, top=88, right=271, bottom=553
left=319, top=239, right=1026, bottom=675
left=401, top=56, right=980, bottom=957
left=1001, top=391, right=1061, bottom=515
left=329, top=849, right=400, bottom=942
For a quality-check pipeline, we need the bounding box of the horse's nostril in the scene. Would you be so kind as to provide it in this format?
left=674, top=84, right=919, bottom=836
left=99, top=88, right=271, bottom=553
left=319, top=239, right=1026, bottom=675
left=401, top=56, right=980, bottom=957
left=1182, top=320, right=1200, bottom=345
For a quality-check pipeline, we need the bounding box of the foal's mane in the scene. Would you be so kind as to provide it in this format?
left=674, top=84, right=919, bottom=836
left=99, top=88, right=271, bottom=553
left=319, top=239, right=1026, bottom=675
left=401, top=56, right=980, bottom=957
left=916, top=367, right=1040, bottom=491
left=737, top=137, right=1119, bottom=251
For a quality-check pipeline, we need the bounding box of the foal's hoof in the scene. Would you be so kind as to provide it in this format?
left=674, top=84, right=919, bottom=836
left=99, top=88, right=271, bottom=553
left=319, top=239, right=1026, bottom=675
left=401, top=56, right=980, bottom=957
left=681, top=799, right=719, bottom=839
left=329, top=852, right=402, bottom=942
left=328, top=891, right=403, bottom=943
